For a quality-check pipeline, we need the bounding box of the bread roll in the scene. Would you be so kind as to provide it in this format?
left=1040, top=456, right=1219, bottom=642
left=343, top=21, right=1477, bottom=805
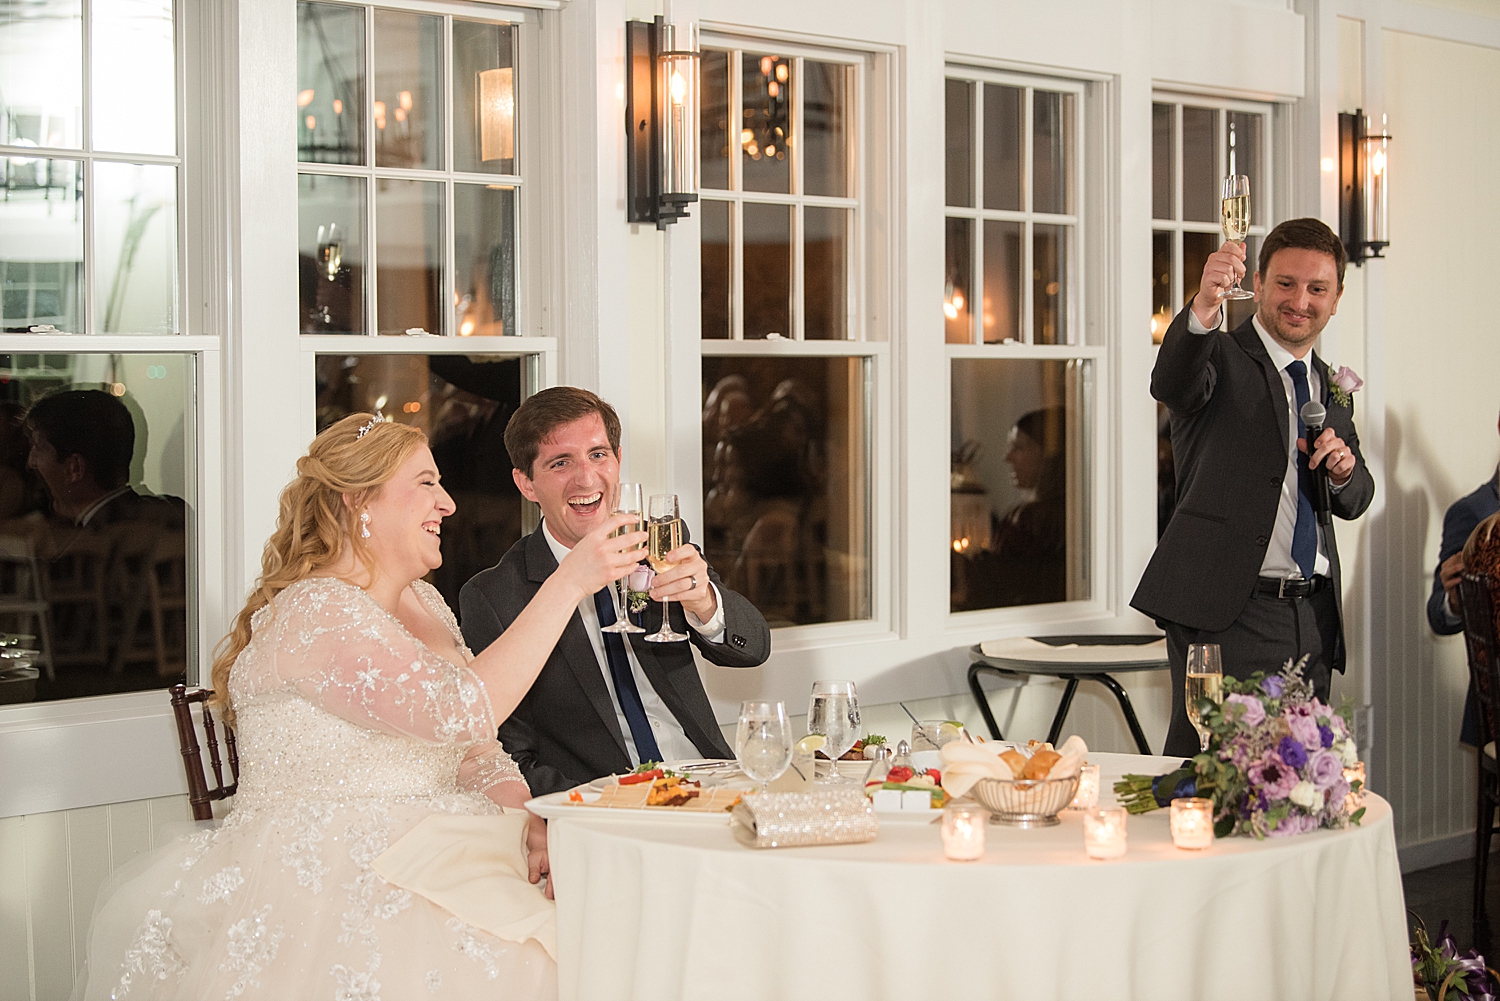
left=1024, top=749, right=1061, bottom=780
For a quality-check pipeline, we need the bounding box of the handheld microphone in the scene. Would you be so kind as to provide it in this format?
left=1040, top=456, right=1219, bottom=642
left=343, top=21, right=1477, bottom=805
left=1299, top=400, right=1333, bottom=526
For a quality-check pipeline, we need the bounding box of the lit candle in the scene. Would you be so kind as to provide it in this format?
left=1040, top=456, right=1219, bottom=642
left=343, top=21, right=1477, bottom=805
left=1343, top=761, right=1366, bottom=813
left=1169, top=797, right=1214, bottom=850
left=942, top=802, right=987, bottom=861
left=1083, top=807, right=1128, bottom=859
left=1070, top=763, right=1100, bottom=810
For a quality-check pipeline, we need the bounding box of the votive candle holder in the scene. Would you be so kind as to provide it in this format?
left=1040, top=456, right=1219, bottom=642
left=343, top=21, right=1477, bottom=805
left=1083, top=806, right=1128, bottom=859
left=1169, top=797, right=1214, bottom=850
left=942, top=801, right=987, bottom=861
left=1070, top=763, right=1100, bottom=810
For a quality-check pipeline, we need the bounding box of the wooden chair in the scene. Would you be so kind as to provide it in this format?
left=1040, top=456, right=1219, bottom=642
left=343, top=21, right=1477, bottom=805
left=169, top=685, right=238, bottom=821
left=1459, top=571, right=1500, bottom=930
left=0, top=533, right=56, bottom=680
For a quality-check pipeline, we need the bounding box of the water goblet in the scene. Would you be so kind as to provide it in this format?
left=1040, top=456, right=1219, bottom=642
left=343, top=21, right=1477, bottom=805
left=807, top=680, right=860, bottom=783
left=735, top=700, right=793, bottom=794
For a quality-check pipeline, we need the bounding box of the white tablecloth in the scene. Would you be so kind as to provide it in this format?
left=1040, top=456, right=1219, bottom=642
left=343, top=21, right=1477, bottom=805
left=536, top=753, right=1411, bottom=1001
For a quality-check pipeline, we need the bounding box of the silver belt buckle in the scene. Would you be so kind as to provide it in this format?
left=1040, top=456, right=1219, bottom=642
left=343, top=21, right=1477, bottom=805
left=1278, top=572, right=1305, bottom=599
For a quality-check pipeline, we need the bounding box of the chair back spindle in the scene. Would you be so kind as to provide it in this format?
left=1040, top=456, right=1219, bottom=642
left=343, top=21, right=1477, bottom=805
left=168, top=684, right=238, bottom=822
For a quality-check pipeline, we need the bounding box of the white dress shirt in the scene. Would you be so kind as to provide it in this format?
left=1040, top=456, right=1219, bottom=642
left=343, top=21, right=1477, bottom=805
left=1186, top=309, right=1332, bottom=579
left=542, top=521, right=726, bottom=766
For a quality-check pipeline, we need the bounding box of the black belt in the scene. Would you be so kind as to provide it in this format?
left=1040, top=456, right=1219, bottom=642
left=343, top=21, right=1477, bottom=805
left=1255, top=575, right=1329, bottom=599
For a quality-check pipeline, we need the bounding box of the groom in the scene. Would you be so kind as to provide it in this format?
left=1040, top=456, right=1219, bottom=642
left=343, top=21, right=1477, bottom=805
left=460, top=387, right=771, bottom=796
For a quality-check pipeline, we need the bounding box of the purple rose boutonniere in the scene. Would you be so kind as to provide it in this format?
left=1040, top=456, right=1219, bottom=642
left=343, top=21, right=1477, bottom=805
left=1329, top=365, right=1363, bottom=408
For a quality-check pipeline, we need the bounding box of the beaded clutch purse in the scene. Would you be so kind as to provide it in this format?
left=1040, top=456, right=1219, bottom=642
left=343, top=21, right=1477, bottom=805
left=729, top=788, right=878, bottom=849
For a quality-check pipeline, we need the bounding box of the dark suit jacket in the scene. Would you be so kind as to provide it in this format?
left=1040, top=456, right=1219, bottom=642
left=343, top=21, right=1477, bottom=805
left=1427, top=470, right=1500, bottom=636
left=1131, top=305, right=1376, bottom=672
left=459, top=524, right=771, bottom=795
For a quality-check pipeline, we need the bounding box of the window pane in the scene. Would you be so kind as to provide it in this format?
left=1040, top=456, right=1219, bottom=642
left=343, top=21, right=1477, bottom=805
left=297, top=1, right=365, bottom=166
left=741, top=52, right=790, bottom=194
left=700, top=49, right=730, bottom=190
left=951, top=358, right=1089, bottom=611
left=298, top=173, right=366, bottom=334
left=5, top=363, right=195, bottom=703
left=1182, top=230, right=1217, bottom=313
left=1033, top=223, right=1067, bottom=344
left=94, top=162, right=177, bottom=334
left=944, top=79, right=972, bottom=208
left=702, top=355, right=869, bottom=626
left=373, top=9, right=443, bottom=171
left=315, top=353, right=523, bottom=613
left=983, top=83, right=1022, bottom=212
left=804, top=206, right=847, bottom=340
left=1227, top=111, right=1262, bottom=205
left=983, top=219, right=1021, bottom=344
left=1, top=159, right=82, bottom=334
left=1152, top=102, right=1173, bottom=220
left=803, top=60, right=848, bottom=198
left=452, top=19, right=517, bottom=176
left=91, top=0, right=174, bottom=155
left=1032, top=89, right=1073, bottom=215
left=1, top=0, right=82, bottom=150
left=700, top=199, right=730, bottom=340
left=742, top=202, right=789, bottom=339
left=944, top=217, right=971, bottom=344
left=1181, top=105, right=1218, bottom=223
left=454, top=183, right=514, bottom=337
left=375, top=178, right=442, bottom=336
left=1151, top=230, right=1171, bottom=344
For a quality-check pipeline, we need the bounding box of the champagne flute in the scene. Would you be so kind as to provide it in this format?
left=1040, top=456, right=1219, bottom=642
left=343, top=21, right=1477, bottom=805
left=602, top=482, right=646, bottom=634
left=643, top=493, right=689, bottom=643
left=735, top=700, right=793, bottom=794
left=807, top=680, right=860, bottom=783
left=1219, top=175, right=1255, bottom=301
left=1185, top=643, right=1224, bottom=753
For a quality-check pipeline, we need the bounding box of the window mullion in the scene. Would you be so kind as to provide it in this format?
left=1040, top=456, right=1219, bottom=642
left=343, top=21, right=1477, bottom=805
left=970, top=80, right=983, bottom=345
left=364, top=7, right=378, bottom=336
left=1022, top=86, right=1034, bottom=344
left=442, top=15, right=455, bottom=336
left=791, top=57, right=804, bottom=341
left=730, top=51, right=743, bottom=341
left=1172, top=104, right=1184, bottom=312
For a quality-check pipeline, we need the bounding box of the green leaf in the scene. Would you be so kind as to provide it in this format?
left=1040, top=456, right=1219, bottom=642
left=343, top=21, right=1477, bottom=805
left=1350, top=806, right=1365, bottom=825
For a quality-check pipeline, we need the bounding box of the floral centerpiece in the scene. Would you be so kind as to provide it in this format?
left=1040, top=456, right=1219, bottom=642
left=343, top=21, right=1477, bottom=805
left=1114, top=658, right=1364, bottom=838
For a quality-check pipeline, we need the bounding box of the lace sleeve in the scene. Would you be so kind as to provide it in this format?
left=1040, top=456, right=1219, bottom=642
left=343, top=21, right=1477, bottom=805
left=457, top=741, right=530, bottom=802
left=269, top=578, right=496, bottom=745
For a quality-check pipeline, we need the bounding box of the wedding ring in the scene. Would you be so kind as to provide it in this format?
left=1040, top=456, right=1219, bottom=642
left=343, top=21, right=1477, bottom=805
left=690, top=575, right=698, bottom=590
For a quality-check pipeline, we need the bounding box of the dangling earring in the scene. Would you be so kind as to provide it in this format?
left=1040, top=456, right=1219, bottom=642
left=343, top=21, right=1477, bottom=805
left=360, top=511, right=371, bottom=539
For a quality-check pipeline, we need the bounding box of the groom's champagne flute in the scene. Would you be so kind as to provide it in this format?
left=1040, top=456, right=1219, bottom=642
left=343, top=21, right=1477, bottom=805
left=1185, top=643, right=1224, bottom=753
left=644, top=493, right=690, bottom=643
left=1219, top=175, right=1256, bottom=301
left=602, top=483, right=645, bottom=634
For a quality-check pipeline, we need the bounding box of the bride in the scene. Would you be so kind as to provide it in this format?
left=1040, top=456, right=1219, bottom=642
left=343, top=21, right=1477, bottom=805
left=75, top=413, right=644, bottom=999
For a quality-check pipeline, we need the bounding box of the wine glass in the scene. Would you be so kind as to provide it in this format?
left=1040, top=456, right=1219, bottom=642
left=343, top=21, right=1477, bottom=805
left=1218, top=175, right=1255, bottom=301
left=1185, top=643, right=1224, bottom=753
left=735, top=700, right=793, bottom=794
left=807, top=680, right=860, bottom=783
left=601, top=482, right=646, bottom=634
left=643, top=493, right=689, bottom=643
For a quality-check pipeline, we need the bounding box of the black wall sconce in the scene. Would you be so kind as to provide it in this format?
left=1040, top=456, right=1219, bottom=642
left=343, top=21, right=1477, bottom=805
left=625, top=17, right=699, bottom=228
left=1338, top=109, right=1391, bottom=265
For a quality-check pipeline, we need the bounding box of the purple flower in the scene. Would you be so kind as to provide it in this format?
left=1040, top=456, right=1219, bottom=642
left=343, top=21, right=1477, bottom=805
left=1308, top=748, right=1344, bottom=790
left=1285, top=706, right=1321, bottom=749
left=1328, top=779, right=1350, bottom=806
left=627, top=566, right=655, bottom=592
left=1278, top=736, right=1308, bottom=768
left=1261, top=675, right=1285, bottom=698
left=1249, top=750, right=1299, bottom=800
left=1331, top=365, right=1363, bottom=395
left=1225, top=693, right=1266, bottom=727
left=1318, top=725, right=1335, bottom=748
left=1271, top=813, right=1319, bottom=838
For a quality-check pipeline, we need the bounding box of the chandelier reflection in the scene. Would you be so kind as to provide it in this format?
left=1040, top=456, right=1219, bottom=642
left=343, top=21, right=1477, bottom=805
left=743, top=55, right=789, bottom=162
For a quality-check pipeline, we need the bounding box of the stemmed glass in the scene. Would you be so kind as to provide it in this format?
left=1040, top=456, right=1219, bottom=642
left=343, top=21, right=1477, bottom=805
left=807, top=680, right=860, bottom=783
left=735, top=700, right=793, bottom=794
left=601, top=482, right=646, bottom=634
left=643, top=493, right=689, bottom=643
left=1219, top=175, right=1256, bottom=301
left=1185, top=643, right=1224, bottom=753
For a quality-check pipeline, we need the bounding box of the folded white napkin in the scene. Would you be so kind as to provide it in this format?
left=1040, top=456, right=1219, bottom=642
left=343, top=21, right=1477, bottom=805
left=939, top=735, right=1089, bottom=797
left=372, top=809, right=556, bottom=960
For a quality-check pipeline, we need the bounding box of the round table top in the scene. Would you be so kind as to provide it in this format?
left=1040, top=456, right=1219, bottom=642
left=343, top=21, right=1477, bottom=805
left=971, top=636, right=1170, bottom=675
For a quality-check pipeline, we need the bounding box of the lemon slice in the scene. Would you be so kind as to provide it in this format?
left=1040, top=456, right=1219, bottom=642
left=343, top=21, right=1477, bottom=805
left=796, top=734, right=827, bottom=755
left=938, top=721, right=966, bottom=741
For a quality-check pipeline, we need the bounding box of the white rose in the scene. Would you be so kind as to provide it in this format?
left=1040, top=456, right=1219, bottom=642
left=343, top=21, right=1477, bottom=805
left=1338, top=740, right=1359, bottom=766
left=1289, top=781, right=1320, bottom=809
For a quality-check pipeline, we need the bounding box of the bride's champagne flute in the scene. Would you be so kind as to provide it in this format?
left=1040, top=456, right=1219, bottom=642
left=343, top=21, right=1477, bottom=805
left=1219, top=175, right=1255, bottom=301
left=643, top=493, right=690, bottom=643
left=1185, top=643, right=1224, bottom=753
left=601, top=482, right=645, bottom=634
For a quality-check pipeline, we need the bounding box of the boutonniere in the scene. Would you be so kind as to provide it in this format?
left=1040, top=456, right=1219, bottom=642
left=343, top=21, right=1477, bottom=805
left=626, top=566, right=654, bottom=613
left=1328, top=365, right=1363, bottom=408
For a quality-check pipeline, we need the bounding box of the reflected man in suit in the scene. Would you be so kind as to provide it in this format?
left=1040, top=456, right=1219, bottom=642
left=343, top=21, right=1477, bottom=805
left=460, top=387, right=771, bottom=796
left=1132, top=219, right=1375, bottom=757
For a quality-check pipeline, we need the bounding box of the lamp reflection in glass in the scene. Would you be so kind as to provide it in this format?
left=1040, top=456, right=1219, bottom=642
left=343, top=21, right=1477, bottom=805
left=317, top=223, right=343, bottom=282
left=478, top=67, right=514, bottom=163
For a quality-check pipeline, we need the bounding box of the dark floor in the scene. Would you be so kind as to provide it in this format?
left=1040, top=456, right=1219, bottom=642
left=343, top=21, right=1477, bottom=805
left=1404, top=854, right=1500, bottom=961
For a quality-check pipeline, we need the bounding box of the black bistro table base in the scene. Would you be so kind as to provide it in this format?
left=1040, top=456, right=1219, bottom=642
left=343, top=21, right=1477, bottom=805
left=967, top=636, right=1168, bottom=756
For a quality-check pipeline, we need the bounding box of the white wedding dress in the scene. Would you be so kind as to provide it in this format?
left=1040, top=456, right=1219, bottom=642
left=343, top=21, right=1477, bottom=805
left=76, top=577, right=556, bottom=1000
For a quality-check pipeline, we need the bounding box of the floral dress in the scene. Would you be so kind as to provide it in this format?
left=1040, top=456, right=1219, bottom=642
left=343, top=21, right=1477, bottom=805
left=77, top=577, right=554, bottom=1000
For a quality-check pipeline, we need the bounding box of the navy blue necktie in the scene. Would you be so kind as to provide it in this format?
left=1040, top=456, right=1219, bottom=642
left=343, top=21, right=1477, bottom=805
left=1286, top=359, right=1318, bottom=580
left=593, top=588, right=663, bottom=764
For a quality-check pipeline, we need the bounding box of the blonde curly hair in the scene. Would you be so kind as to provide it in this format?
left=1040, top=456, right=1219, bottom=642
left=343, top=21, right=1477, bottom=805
left=208, top=414, right=427, bottom=727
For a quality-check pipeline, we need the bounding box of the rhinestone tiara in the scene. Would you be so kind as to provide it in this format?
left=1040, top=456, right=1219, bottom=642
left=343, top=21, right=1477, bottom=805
left=356, top=414, right=382, bottom=439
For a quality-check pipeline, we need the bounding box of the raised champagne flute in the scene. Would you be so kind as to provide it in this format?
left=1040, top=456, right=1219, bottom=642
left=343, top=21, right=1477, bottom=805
left=735, top=700, right=793, bottom=794
left=807, top=680, right=861, bottom=783
left=601, top=482, right=646, bottom=634
left=1185, top=643, right=1224, bottom=753
left=643, top=493, right=689, bottom=643
left=1219, top=175, right=1255, bottom=301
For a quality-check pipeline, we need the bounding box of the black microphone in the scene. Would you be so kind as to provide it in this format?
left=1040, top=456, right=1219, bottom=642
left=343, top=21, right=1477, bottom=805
left=1299, top=400, right=1332, bottom=526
